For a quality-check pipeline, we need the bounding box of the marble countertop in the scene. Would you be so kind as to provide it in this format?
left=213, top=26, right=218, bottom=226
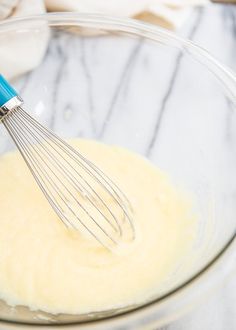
left=2, top=3, right=236, bottom=330
left=162, top=4, right=236, bottom=330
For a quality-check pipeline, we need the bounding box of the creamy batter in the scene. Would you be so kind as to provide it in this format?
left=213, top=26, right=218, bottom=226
left=0, top=139, right=196, bottom=314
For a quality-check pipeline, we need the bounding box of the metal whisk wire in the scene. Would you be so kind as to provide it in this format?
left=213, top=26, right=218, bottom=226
left=0, top=75, right=134, bottom=249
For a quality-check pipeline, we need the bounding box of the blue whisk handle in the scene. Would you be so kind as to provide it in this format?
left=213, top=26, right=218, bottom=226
left=0, top=75, right=23, bottom=121
left=0, top=75, right=19, bottom=107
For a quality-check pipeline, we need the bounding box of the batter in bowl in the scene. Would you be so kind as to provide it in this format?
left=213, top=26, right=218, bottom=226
left=0, top=139, right=196, bottom=314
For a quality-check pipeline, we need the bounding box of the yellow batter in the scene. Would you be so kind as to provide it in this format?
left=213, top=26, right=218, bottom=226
left=0, top=139, right=196, bottom=314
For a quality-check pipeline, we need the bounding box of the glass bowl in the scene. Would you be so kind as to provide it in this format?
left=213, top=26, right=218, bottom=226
left=0, top=13, right=236, bottom=330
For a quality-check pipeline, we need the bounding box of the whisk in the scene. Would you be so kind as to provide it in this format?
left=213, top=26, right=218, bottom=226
left=0, top=75, right=134, bottom=249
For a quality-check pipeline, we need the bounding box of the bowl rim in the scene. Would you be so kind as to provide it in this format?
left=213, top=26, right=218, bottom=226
left=0, top=12, right=236, bottom=328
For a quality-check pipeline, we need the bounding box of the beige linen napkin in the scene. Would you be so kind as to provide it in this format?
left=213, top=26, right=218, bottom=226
left=0, top=0, right=18, bottom=19
left=45, top=0, right=207, bottom=30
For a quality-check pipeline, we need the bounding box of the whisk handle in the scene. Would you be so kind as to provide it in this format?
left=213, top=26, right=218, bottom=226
left=0, top=75, right=23, bottom=120
left=0, top=75, right=18, bottom=107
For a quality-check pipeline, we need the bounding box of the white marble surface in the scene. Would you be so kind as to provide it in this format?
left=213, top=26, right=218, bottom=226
left=161, top=5, right=236, bottom=330
left=1, top=3, right=236, bottom=330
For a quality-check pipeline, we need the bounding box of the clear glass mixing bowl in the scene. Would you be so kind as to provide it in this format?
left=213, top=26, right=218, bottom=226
left=0, top=13, right=235, bottom=330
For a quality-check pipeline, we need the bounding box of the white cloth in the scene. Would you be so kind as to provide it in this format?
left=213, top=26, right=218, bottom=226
left=0, top=0, right=48, bottom=80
